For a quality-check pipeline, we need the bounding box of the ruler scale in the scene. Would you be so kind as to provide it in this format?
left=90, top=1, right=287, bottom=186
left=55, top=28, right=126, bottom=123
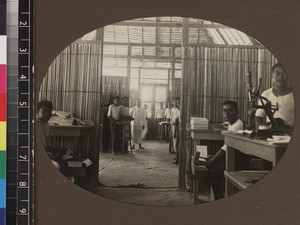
left=7, top=0, right=34, bottom=224
left=17, top=0, right=33, bottom=224
left=6, top=0, right=19, bottom=224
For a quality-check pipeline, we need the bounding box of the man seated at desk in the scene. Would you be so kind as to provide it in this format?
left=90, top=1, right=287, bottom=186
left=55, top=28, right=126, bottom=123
left=36, top=100, right=72, bottom=171
left=255, top=62, right=294, bottom=130
left=206, top=100, right=250, bottom=200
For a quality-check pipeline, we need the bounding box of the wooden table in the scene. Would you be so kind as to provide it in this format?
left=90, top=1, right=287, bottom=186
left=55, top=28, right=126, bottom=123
left=186, top=124, right=224, bottom=154
left=49, top=120, right=98, bottom=190
left=223, top=132, right=288, bottom=196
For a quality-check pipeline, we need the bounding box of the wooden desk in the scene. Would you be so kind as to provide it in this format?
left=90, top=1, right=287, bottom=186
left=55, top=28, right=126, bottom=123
left=186, top=124, right=224, bottom=203
left=223, top=132, right=288, bottom=196
left=49, top=121, right=98, bottom=190
left=186, top=124, right=224, bottom=154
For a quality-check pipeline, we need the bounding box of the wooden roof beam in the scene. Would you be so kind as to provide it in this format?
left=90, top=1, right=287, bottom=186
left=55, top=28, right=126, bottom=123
left=114, top=21, right=228, bottom=29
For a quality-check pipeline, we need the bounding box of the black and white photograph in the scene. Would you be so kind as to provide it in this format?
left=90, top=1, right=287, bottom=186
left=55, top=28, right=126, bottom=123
left=36, top=17, right=294, bottom=207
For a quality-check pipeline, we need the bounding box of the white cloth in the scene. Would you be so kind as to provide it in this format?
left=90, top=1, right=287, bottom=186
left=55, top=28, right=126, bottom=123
left=255, top=88, right=294, bottom=126
left=156, top=108, right=165, bottom=119
left=221, top=119, right=244, bottom=152
left=130, top=106, right=146, bottom=144
left=132, top=127, right=143, bottom=144
left=107, top=104, right=120, bottom=120
left=130, top=106, right=146, bottom=127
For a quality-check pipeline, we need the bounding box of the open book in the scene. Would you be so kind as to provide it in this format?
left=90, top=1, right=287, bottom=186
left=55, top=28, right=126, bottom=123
left=48, top=111, right=86, bottom=126
left=195, top=145, right=208, bottom=162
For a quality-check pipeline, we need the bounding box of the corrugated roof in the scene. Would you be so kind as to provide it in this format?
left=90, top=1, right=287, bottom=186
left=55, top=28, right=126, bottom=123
left=77, top=17, right=263, bottom=78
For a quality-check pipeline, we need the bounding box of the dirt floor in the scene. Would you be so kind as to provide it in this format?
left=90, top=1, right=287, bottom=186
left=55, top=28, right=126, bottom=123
left=93, top=140, right=199, bottom=206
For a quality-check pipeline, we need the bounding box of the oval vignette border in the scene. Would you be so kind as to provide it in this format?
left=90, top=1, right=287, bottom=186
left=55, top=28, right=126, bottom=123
left=34, top=1, right=300, bottom=225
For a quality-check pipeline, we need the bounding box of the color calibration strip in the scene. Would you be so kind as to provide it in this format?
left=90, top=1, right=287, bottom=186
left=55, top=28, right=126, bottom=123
left=7, top=0, right=34, bottom=224
left=0, top=1, right=7, bottom=225
left=6, top=0, right=19, bottom=224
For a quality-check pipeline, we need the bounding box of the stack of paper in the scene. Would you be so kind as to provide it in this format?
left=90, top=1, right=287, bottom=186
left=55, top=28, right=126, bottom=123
left=267, top=135, right=291, bottom=144
left=190, top=117, right=209, bottom=129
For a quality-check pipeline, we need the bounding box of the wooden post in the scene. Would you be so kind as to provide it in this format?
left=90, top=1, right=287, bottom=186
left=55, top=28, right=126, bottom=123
left=94, top=27, right=104, bottom=189
left=167, top=68, right=171, bottom=103
left=179, top=18, right=189, bottom=189
left=127, top=44, right=132, bottom=104
left=138, top=66, right=141, bottom=99
left=171, top=45, right=175, bottom=99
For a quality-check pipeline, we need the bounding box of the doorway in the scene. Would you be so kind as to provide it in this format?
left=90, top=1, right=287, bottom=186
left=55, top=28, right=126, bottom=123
left=140, top=84, right=168, bottom=139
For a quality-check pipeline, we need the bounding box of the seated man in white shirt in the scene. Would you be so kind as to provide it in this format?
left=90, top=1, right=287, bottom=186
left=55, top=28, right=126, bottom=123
left=206, top=101, right=250, bottom=200
left=36, top=100, right=69, bottom=170
left=255, top=62, right=294, bottom=130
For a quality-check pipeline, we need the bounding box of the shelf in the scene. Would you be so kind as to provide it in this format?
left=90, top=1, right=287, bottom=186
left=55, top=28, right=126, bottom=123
left=224, top=170, right=269, bottom=190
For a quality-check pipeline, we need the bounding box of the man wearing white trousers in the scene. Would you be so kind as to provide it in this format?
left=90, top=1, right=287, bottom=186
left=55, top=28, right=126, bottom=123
left=130, top=99, right=146, bottom=149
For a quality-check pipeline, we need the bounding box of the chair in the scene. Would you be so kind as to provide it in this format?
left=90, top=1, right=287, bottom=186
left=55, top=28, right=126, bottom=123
left=190, top=155, right=211, bottom=203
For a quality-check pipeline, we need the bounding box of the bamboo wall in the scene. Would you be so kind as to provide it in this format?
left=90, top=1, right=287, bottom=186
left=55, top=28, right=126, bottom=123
left=183, top=46, right=277, bottom=124
left=102, top=76, right=129, bottom=100
left=39, top=42, right=103, bottom=128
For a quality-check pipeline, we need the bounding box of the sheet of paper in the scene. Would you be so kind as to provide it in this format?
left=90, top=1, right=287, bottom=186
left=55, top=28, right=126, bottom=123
left=195, top=145, right=207, bottom=158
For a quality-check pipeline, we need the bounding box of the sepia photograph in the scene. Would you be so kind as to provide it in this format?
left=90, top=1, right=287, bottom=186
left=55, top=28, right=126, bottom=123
left=36, top=16, right=294, bottom=207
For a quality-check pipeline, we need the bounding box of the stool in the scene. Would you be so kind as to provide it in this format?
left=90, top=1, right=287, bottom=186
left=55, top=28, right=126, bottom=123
left=120, top=121, right=132, bottom=154
left=158, top=121, right=170, bottom=143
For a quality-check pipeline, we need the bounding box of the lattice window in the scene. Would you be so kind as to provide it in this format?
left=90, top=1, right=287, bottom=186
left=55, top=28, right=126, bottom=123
left=143, top=102, right=152, bottom=118
left=155, top=86, right=167, bottom=102
left=141, top=85, right=153, bottom=118
left=141, top=85, right=152, bottom=101
left=141, top=84, right=167, bottom=118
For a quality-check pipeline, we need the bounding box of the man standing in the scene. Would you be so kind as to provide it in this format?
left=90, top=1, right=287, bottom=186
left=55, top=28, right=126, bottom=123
left=206, top=101, right=249, bottom=200
left=171, top=97, right=180, bottom=164
left=119, top=97, right=134, bottom=153
left=130, top=99, right=146, bottom=149
left=155, top=102, right=165, bottom=122
left=169, top=97, right=177, bottom=153
left=107, top=96, right=121, bottom=154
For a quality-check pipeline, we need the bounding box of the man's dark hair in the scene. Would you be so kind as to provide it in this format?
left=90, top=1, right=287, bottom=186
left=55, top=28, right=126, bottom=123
left=223, top=100, right=238, bottom=111
left=113, top=96, right=120, bottom=101
left=271, top=62, right=283, bottom=73
left=37, top=100, right=53, bottom=110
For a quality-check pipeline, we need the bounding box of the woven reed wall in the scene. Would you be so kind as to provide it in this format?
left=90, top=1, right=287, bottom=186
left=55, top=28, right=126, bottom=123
left=102, top=76, right=129, bottom=100
left=183, top=46, right=277, bottom=124
left=39, top=43, right=103, bottom=129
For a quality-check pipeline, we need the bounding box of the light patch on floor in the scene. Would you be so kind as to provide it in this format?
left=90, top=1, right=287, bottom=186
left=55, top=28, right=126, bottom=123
left=96, top=140, right=198, bottom=206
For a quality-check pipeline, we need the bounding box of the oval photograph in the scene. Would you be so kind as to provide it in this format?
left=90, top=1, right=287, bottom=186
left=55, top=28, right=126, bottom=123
left=37, top=16, right=294, bottom=206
